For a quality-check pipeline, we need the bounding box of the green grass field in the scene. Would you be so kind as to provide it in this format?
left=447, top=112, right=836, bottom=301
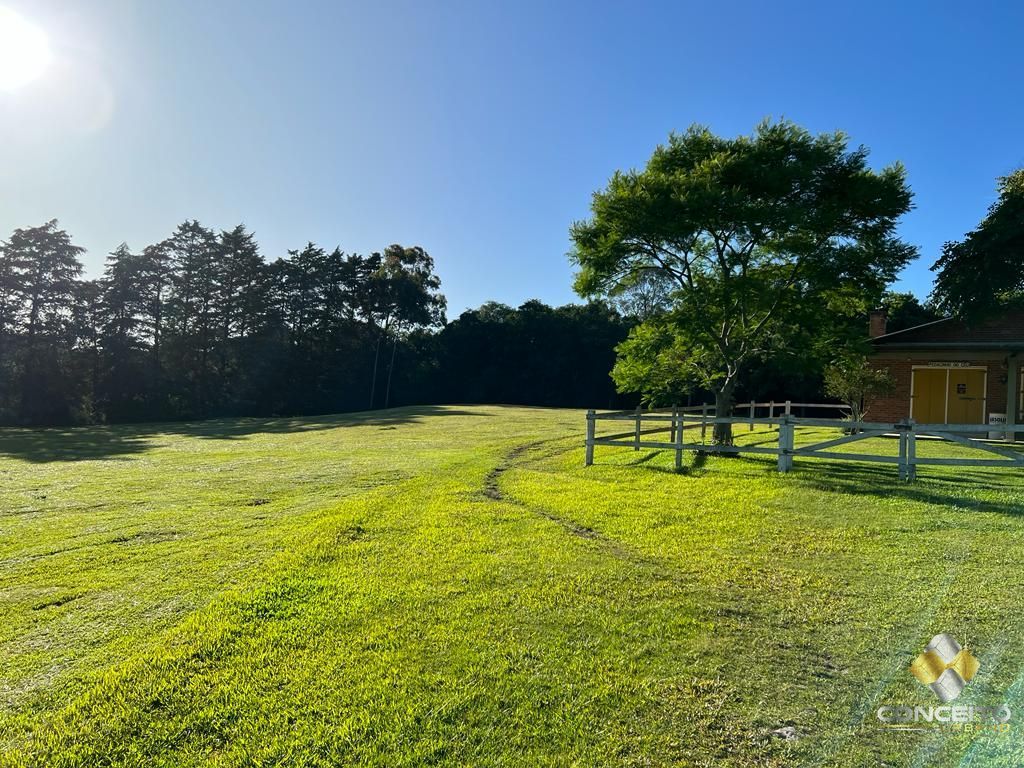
left=2, top=405, right=1024, bottom=767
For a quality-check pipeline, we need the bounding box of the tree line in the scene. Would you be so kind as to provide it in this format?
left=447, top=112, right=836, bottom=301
left=7, top=123, right=1006, bottom=431
left=0, top=220, right=637, bottom=426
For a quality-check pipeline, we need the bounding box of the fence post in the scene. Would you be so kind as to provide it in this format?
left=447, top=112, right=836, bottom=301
left=674, top=409, right=684, bottom=470
left=769, top=400, right=775, bottom=430
left=897, top=419, right=908, bottom=481
left=788, top=415, right=796, bottom=471
left=907, top=420, right=917, bottom=482
left=777, top=415, right=794, bottom=473
left=670, top=404, right=678, bottom=444
left=785, top=400, right=792, bottom=417
left=634, top=405, right=641, bottom=451
left=585, top=410, right=595, bottom=466
left=701, top=403, right=708, bottom=443
left=750, top=400, right=756, bottom=432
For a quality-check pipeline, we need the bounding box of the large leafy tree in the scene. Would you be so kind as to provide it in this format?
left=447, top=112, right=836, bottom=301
left=570, top=121, right=916, bottom=443
left=931, top=169, right=1024, bottom=318
left=72, top=278, right=104, bottom=419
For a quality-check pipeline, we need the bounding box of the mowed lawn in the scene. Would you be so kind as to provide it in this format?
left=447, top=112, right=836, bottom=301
left=2, top=406, right=1024, bottom=767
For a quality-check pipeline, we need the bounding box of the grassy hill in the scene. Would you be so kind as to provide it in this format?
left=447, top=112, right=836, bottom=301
left=1, top=405, right=1024, bottom=766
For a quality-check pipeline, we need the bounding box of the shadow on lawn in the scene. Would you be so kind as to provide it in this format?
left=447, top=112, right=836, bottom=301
left=630, top=449, right=709, bottom=476
left=630, top=449, right=1024, bottom=515
left=785, top=460, right=1024, bottom=516
left=0, top=405, right=489, bottom=463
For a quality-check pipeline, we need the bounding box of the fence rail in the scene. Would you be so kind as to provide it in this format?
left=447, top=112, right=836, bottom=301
left=583, top=405, right=1024, bottom=481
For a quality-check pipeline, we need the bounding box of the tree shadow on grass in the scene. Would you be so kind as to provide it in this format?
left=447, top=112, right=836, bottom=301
left=781, top=460, right=1024, bottom=517
left=0, top=405, right=490, bottom=463
left=626, top=449, right=1024, bottom=515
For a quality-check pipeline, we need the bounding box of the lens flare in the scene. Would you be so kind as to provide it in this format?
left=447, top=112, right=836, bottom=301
left=0, top=6, right=51, bottom=91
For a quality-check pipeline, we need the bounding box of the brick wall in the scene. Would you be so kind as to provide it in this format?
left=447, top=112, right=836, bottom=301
left=866, top=358, right=913, bottom=422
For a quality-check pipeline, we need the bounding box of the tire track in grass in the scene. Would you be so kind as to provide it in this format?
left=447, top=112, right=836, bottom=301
left=480, top=440, right=798, bottom=765
left=482, top=439, right=598, bottom=541
left=481, top=439, right=673, bottom=566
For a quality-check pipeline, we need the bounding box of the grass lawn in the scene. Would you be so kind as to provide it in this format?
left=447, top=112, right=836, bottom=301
left=2, top=405, right=1024, bottom=766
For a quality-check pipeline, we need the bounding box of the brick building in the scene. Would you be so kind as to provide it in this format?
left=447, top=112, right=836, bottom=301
left=866, top=309, right=1024, bottom=434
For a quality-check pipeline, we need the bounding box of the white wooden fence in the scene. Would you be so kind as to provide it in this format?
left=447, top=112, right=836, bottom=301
left=584, top=405, right=1024, bottom=481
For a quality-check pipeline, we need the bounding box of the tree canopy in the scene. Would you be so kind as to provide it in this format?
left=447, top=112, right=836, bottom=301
left=880, top=290, right=942, bottom=333
left=570, top=120, right=916, bottom=442
left=931, top=169, right=1024, bottom=318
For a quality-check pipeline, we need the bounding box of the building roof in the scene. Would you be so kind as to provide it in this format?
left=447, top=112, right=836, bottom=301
left=872, top=309, right=1024, bottom=350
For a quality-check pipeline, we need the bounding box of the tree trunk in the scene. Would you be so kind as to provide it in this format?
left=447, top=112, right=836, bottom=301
left=384, top=336, right=398, bottom=409
left=368, top=333, right=383, bottom=409
left=849, top=399, right=864, bottom=434
left=713, top=383, right=736, bottom=445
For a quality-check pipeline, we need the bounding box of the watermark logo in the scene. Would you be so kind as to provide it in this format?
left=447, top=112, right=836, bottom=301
left=875, top=633, right=1011, bottom=733
left=909, top=633, right=979, bottom=702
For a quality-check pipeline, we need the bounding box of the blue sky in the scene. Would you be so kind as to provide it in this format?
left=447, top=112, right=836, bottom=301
left=2, top=0, right=1022, bottom=314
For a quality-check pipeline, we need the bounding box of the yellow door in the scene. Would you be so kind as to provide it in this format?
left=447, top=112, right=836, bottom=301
left=912, top=369, right=947, bottom=423
left=947, top=369, right=986, bottom=424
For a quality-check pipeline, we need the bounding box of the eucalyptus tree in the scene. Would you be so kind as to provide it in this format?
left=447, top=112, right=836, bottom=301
left=570, top=121, right=916, bottom=443
left=366, top=245, right=446, bottom=409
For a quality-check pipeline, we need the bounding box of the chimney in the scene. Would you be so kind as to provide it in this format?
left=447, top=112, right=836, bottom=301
left=869, top=308, right=887, bottom=338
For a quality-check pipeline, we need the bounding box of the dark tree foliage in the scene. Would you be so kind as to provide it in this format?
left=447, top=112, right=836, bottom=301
left=931, top=170, right=1024, bottom=319
left=366, top=245, right=446, bottom=410
left=0, top=221, right=86, bottom=423
left=414, top=300, right=635, bottom=410
left=881, top=290, right=943, bottom=333
left=0, top=220, right=634, bottom=425
left=0, top=220, right=449, bottom=425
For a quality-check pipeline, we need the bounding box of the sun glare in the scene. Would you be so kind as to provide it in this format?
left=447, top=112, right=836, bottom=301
left=0, top=5, right=50, bottom=91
